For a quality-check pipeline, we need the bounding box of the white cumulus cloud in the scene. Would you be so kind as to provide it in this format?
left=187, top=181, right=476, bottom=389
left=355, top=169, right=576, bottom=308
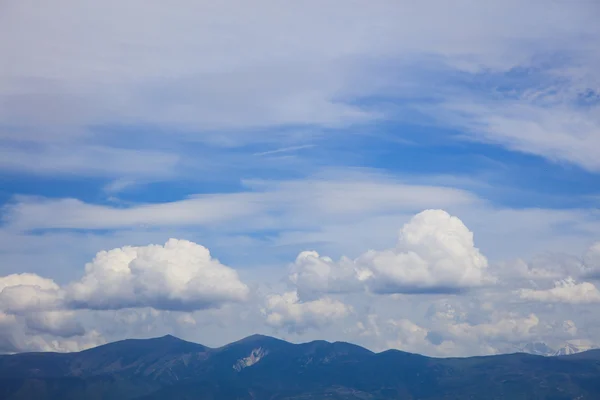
left=67, top=239, right=250, bottom=311
left=361, top=209, right=491, bottom=293
left=290, top=209, right=492, bottom=297
left=0, top=239, right=251, bottom=352
left=262, top=291, right=352, bottom=333
left=0, top=273, right=59, bottom=292
left=445, top=313, right=540, bottom=344
left=0, top=273, right=63, bottom=314
left=290, top=251, right=364, bottom=300
left=0, top=239, right=252, bottom=315
left=519, top=278, right=600, bottom=304
left=24, top=311, right=85, bottom=338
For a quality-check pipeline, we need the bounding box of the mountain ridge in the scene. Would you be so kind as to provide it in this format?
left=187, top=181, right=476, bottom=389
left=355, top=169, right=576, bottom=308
left=515, top=340, right=599, bottom=357
left=2, top=334, right=600, bottom=399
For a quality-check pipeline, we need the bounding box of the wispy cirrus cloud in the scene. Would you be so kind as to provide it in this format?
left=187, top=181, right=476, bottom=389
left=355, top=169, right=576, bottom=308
left=253, top=144, right=316, bottom=157
left=1, top=0, right=599, bottom=176
left=2, top=171, right=478, bottom=232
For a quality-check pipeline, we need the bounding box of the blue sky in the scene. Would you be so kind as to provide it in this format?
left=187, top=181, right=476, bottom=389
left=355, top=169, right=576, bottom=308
left=0, top=0, right=599, bottom=356
left=2, top=120, right=598, bottom=210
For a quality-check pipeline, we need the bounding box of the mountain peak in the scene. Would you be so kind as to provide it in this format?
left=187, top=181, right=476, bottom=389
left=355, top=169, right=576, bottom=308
left=518, top=341, right=555, bottom=356
left=517, top=340, right=599, bottom=357
left=156, top=334, right=179, bottom=341
left=231, top=334, right=287, bottom=346
left=238, top=333, right=272, bottom=342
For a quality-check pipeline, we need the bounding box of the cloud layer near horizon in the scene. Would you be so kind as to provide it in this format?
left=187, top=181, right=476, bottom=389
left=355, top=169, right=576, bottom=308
left=1, top=210, right=599, bottom=357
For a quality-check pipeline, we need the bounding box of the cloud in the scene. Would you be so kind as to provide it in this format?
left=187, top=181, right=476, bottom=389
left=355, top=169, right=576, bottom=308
left=0, top=273, right=59, bottom=292
left=360, top=316, right=472, bottom=357
left=445, top=313, right=540, bottom=344
left=262, top=291, right=352, bottom=333
left=39, top=330, right=106, bottom=353
left=428, top=86, right=600, bottom=172
left=290, top=210, right=492, bottom=296
left=386, top=319, right=446, bottom=353
left=3, top=173, right=477, bottom=231
left=383, top=310, right=543, bottom=357
left=0, top=204, right=597, bottom=356
left=1, top=232, right=599, bottom=356
left=24, top=311, right=85, bottom=338
left=67, top=239, right=250, bottom=311
left=425, top=301, right=467, bottom=323
left=0, top=285, right=63, bottom=314
left=519, top=278, right=600, bottom=304
left=1, top=1, right=600, bottom=356
left=253, top=144, right=316, bottom=157
left=583, top=242, right=600, bottom=279
left=290, top=251, right=363, bottom=300
left=0, top=239, right=252, bottom=352
left=361, top=209, right=492, bottom=293
left=1, top=0, right=598, bottom=180
left=2, top=195, right=263, bottom=231
left=0, top=144, right=180, bottom=179
left=0, top=239, right=250, bottom=314
left=499, top=256, right=583, bottom=284
left=0, top=309, right=104, bottom=354
left=0, top=273, right=63, bottom=314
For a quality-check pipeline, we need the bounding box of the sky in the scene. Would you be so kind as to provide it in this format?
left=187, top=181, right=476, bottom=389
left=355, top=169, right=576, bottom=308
left=1, top=0, right=600, bottom=356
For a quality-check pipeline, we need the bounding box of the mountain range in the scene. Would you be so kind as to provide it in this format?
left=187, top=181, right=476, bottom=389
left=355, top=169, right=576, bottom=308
left=517, top=341, right=598, bottom=357
left=2, top=334, right=600, bottom=399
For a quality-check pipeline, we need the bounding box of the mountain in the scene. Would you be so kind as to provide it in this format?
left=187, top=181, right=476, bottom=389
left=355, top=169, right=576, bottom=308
left=516, top=341, right=555, bottom=356
left=553, top=341, right=598, bottom=356
left=2, top=335, right=600, bottom=399
left=517, top=340, right=598, bottom=357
